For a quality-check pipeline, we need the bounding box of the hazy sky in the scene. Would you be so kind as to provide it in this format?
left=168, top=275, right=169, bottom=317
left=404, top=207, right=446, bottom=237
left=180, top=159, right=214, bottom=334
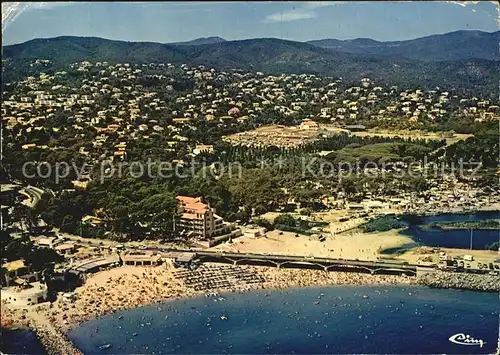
left=2, top=1, right=498, bottom=45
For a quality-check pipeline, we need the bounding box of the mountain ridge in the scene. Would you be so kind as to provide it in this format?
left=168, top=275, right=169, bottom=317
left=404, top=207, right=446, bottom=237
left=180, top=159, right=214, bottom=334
left=168, top=36, right=227, bottom=46
left=4, top=30, right=498, bottom=61
left=306, top=30, right=500, bottom=61
left=2, top=32, right=498, bottom=96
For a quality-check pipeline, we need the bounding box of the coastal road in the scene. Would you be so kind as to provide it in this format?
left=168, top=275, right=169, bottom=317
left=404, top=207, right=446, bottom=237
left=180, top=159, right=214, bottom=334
left=56, top=231, right=117, bottom=248
left=19, top=186, right=45, bottom=208
left=58, top=232, right=420, bottom=275
left=193, top=250, right=419, bottom=274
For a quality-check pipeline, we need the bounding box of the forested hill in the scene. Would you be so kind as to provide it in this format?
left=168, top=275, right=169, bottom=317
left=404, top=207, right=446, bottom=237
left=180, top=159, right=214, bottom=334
left=3, top=35, right=499, bottom=96
left=307, top=30, right=500, bottom=62
left=169, top=36, right=227, bottom=46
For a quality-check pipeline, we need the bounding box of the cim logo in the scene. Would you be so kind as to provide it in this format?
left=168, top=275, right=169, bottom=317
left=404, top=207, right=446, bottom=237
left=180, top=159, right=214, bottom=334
left=449, top=333, right=486, bottom=348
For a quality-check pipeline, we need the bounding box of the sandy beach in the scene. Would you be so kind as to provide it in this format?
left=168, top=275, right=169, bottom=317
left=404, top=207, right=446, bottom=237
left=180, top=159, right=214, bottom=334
left=218, top=204, right=499, bottom=265
left=218, top=227, right=498, bottom=266
left=0, top=263, right=414, bottom=335
left=212, top=228, right=415, bottom=261
left=2, top=205, right=497, bottom=351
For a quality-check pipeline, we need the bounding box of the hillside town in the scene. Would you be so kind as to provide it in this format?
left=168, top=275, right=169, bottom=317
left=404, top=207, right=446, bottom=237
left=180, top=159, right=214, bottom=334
left=2, top=58, right=498, bottom=222
left=2, top=60, right=499, bottom=162
left=5, top=0, right=500, bottom=352
left=1, top=59, right=499, bottom=355
left=2, top=0, right=500, bottom=352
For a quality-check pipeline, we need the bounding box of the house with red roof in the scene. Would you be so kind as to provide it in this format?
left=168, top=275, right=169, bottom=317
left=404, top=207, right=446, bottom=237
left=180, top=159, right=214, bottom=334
left=299, top=119, right=319, bottom=130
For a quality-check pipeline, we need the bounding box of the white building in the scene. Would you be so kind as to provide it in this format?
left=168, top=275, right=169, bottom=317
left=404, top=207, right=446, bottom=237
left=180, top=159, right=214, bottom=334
left=1, top=282, right=48, bottom=305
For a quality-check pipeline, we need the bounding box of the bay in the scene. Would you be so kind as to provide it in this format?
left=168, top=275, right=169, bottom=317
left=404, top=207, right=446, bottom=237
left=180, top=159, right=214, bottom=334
left=68, top=285, right=499, bottom=354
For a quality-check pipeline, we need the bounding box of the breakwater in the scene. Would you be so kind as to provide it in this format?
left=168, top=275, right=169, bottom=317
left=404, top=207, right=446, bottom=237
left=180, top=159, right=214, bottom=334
left=417, top=270, right=500, bottom=292
left=1, top=305, right=83, bottom=355
left=33, top=324, right=83, bottom=355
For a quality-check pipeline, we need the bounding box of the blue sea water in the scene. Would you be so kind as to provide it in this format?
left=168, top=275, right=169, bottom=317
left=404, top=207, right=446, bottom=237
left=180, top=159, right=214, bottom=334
left=0, top=327, right=46, bottom=354
left=401, top=211, right=500, bottom=250
left=68, top=285, right=499, bottom=355
left=6, top=212, right=499, bottom=354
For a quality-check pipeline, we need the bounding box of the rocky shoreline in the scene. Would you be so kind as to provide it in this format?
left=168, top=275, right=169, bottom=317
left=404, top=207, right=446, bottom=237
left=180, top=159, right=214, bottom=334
left=33, top=324, right=83, bottom=355
left=1, top=305, right=82, bottom=355
left=408, top=203, right=500, bottom=217
left=417, top=270, right=500, bottom=292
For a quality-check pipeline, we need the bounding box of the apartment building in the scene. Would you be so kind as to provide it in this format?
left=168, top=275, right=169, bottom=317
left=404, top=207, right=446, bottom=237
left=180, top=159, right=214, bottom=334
left=175, top=196, right=229, bottom=239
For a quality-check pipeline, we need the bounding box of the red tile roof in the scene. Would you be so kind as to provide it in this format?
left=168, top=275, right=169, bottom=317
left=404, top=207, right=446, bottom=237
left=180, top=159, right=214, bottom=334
left=177, top=196, right=209, bottom=213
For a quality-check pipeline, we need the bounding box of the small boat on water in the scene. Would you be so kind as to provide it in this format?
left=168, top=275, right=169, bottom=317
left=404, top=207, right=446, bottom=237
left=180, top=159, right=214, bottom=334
left=220, top=315, right=228, bottom=320
left=98, top=344, right=112, bottom=350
